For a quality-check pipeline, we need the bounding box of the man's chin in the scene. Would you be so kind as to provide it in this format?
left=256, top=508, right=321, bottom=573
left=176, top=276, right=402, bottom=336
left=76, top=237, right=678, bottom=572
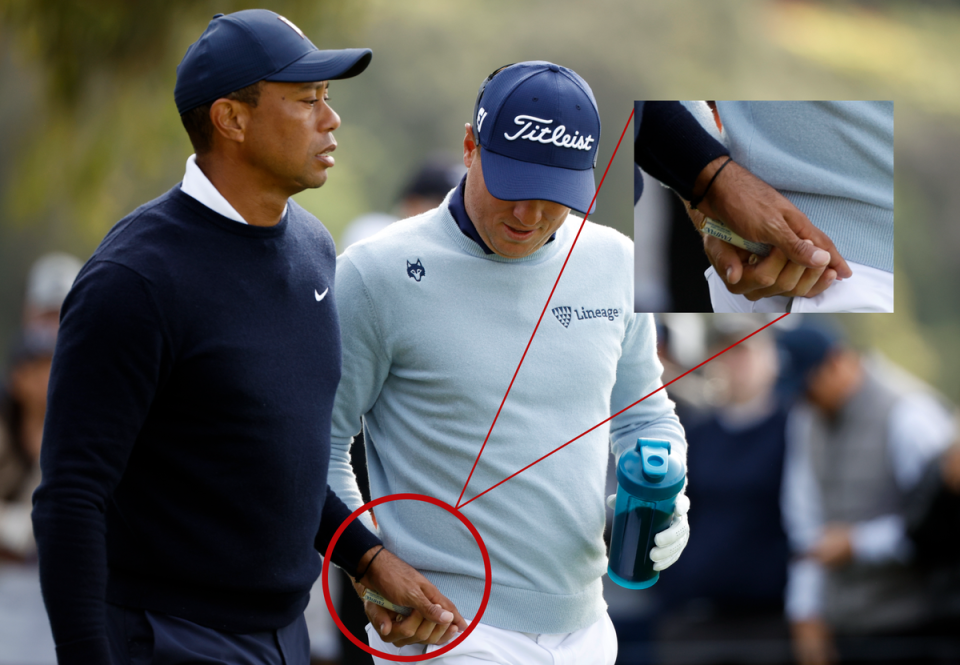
left=491, top=238, right=541, bottom=259
left=296, top=170, right=329, bottom=191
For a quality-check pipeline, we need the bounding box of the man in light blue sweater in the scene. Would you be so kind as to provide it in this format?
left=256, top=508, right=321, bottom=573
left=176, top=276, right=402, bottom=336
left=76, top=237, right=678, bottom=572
left=329, top=62, right=689, bottom=663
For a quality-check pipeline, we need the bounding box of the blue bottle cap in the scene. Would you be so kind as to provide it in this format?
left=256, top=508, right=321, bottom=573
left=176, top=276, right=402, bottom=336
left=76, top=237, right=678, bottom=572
left=616, top=438, right=685, bottom=501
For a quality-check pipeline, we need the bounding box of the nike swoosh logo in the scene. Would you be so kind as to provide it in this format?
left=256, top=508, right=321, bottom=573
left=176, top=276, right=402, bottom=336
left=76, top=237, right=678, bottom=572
left=315, top=288, right=329, bottom=302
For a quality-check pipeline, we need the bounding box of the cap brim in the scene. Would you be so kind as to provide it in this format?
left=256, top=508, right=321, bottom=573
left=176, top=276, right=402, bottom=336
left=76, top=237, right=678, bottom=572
left=480, top=149, right=597, bottom=215
left=266, top=48, right=372, bottom=82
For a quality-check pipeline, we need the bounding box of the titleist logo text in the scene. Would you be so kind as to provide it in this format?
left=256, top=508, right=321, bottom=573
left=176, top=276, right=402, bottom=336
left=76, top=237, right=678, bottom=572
left=503, top=115, right=594, bottom=151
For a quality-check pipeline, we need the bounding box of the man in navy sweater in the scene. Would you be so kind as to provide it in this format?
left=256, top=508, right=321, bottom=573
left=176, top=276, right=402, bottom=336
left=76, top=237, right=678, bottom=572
left=31, top=10, right=463, bottom=665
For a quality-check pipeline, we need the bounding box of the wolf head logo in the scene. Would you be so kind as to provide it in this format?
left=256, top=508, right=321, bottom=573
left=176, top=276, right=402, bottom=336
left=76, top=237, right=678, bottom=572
left=552, top=306, right=572, bottom=328
left=406, top=259, right=426, bottom=282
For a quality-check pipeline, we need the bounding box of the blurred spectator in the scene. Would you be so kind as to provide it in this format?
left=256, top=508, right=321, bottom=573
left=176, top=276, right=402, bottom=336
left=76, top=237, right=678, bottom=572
left=339, top=212, right=399, bottom=253
left=0, top=333, right=53, bottom=559
left=20, top=253, right=83, bottom=346
left=0, top=252, right=79, bottom=665
left=653, top=315, right=793, bottom=665
left=656, top=313, right=709, bottom=420
left=1, top=252, right=81, bottom=559
left=779, top=321, right=959, bottom=664
left=338, top=154, right=465, bottom=249
left=394, top=155, right=466, bottom=219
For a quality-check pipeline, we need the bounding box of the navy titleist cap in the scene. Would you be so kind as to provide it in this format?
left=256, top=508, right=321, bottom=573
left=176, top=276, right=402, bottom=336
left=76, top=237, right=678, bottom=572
left=472, top=61, right=600, bottom=215
left=175, top=9, right=372, bottom=115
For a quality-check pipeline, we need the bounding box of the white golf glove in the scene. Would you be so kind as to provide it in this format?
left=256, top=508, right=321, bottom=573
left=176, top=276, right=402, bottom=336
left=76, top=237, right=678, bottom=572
left=606, top=492, right=690, bottom=571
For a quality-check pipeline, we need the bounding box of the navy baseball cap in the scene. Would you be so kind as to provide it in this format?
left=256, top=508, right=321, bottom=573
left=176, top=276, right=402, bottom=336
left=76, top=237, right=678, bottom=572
left=175, top=9, right=372, bottom=115
left=472, top=61, right=601, bottom=215
left=775, top=320, right=846, bottom=400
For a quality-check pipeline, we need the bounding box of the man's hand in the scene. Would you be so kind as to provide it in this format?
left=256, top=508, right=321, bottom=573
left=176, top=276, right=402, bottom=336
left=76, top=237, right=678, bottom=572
left=693, top=157, right=852, bottom=280
left=605, top=493, right=690, bottom=570
left=701, top=233, right=837, bottom=301
left=354, top=547, right=467, bottom=648
left=791, top=618, right=836, bottom=665
left=940, top=442, right=960, bottom=493
left=811, top=524, right=854, bottom=569
left=650, top=492, right=690, bottom=571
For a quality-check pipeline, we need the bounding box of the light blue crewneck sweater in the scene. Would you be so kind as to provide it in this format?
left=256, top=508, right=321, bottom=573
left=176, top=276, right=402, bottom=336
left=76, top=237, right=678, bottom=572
left=685, top=101, right=893, bottom=273
left=328, top=197, right=686, bottom=634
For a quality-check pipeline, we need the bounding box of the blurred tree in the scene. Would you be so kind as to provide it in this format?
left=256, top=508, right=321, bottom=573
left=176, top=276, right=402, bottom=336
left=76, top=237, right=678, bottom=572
left=0, top=0, right=363, bottom=248
left=0, top=0, right=363, bottom=106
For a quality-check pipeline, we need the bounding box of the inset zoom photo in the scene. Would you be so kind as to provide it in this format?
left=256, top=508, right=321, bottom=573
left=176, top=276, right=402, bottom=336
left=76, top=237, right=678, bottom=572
left=633, top=101, right=893, bottom=314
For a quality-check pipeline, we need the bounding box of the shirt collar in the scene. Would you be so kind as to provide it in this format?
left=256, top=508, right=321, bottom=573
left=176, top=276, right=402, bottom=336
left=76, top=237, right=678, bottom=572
left=448, top=174, right=492, bottom=254
left=180, top=154, right=288, bottom=225
left=447, top=174, right=556, bottom=255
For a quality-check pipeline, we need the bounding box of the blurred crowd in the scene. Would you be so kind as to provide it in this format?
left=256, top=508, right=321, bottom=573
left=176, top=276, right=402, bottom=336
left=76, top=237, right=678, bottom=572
left=0, top=252, right=81, bottom=664
left=607, top=313, right=960, bottom=665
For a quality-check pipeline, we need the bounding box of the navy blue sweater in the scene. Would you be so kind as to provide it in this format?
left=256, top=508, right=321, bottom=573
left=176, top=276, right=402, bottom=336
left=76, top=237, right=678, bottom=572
left=634, top=101, right=730, bottom=202
left=32, top=186, right=381, bottom=664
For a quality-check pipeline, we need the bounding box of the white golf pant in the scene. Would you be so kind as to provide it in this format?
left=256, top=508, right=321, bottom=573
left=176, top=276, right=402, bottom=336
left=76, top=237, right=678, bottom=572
left=706, top=260, right=894, bottom=313
left=366, top=613, right=617, bottom=665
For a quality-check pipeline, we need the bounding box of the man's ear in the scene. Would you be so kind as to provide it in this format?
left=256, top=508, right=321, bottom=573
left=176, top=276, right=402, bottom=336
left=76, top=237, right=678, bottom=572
left=463, top=123, right=479, bottom=169
left=210, top=98, right=249, bottom=146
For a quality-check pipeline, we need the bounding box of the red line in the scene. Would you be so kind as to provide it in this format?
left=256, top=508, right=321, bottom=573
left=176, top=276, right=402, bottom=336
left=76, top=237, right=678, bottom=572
left=458, top=313, right=790, bottom=509
left=454, top=108, right=636, bottom=510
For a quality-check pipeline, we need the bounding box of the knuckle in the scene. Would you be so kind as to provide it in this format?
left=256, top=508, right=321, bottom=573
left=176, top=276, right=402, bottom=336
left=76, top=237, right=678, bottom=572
left=790, top=236, right=812, bottom=258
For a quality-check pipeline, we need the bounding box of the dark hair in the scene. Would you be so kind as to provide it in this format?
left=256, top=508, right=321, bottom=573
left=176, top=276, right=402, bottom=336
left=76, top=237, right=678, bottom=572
left=179, top=81, right=263, bottom=154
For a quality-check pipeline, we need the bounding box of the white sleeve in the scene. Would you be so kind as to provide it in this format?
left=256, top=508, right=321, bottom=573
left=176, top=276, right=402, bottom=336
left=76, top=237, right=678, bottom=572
left=328, top=256, right=393, bottom=532
left=781, top=406, right=826, bottom=620
left=849, top=515, right=912, bottom=564
left=888, top=393, right=956, bottom=490
left=780, top=406, right=823, bottom=553
left=785, top=558, right=825, bottom=622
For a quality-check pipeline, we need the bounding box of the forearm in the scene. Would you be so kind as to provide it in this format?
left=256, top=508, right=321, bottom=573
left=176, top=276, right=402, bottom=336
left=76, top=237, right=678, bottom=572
left=32, top=493, right=112, bottom=664
left=609, top=313, right=686, bottom=462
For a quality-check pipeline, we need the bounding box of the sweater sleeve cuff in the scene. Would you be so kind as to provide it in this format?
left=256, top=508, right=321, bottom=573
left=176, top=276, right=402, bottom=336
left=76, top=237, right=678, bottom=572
left=315, top=486, right=382, bottom=578
left=54, top=636, right=112, bottom=665
left=635, top=101, right=730, bottom=201
left=785, top=558, right=824, bottom=622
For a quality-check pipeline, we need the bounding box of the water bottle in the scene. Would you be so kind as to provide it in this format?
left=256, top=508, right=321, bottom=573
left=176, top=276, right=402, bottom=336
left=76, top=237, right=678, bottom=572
left=608, top=438, right=686, bottom=589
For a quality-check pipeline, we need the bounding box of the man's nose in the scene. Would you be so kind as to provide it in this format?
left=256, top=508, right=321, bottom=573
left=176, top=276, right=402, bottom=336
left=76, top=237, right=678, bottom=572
left=321, top=105, right=341, bottom=132
left=512, top=200, right=544, bottom=227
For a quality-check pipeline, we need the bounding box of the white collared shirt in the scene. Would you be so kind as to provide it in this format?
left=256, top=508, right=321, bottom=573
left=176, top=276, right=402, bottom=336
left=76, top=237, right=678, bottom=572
left=180, top=154, right=287, bottom=224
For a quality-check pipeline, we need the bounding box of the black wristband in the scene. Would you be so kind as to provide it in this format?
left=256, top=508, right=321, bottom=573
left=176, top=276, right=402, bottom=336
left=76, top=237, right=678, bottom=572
left=689, top=157, right=733, bottom=210
left=356, top=545, right=385, bottom=582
